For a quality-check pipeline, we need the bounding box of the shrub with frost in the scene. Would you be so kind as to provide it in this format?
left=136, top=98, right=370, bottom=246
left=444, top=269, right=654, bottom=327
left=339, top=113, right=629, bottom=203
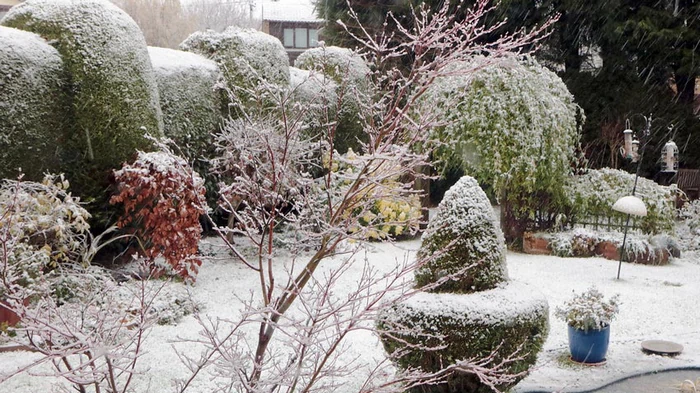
left=295, top=46, right=370, bottom=88
left=294, top=46, right=371, bottom=153
left=380, top=283, right=549, bottom=393
left=674, top=200, right=700, bottom=253
left=379, top=177, right=548, bottom=393
left=148, top=46, right=225, bottom=207
left=324, top=148, right=423, bottom=240
left=148, top=46, right=224, bottom=162
left=0, top=26, right=67, bottom=181
left=424, top=54, right=581, bottom=241
left=565, top=167, right=676, bottom=235
left=180, top=27, right=290, bottom=99
left=0, top=174, right=91, bottom=270
left=289, top=66, right=338, bottom=143
left=111, top=150, right=206, bottom=282
left=2, top=0, right=164, bottom=229
left=416, top=176, right=508, bottom=292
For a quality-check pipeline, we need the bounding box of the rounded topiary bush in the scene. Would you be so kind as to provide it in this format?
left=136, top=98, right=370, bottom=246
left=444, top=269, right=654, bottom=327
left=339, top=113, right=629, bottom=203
left=415, top=176, right=508, bottom=293
left=289, top=66, right=338, bottom=143
left=0, top=26, right=67, bottom=181
left=379, top=282, right=549, bottom=393
left=424, top=54, right=581, bottom=241
left=2, top=0, right=164, bottom=228
left=148, top=46, right=226, bottom=211
left=294, top=46, right=371, bottom=154
left=180, top=27, right=290, bottom=97
left=294, top=46, right=370, bottom=88
left=379, top=176, right=548, bottom=393
left=148, top=46, right=224, bottom=163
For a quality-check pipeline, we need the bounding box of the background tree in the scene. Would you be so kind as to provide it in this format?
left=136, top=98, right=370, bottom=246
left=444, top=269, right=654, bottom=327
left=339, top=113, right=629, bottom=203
left=319, top=0, right=700, bottom=174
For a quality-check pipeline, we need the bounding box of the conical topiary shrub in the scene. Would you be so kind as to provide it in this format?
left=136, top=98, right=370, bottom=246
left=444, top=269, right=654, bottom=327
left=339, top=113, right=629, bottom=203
left=379, top=176, right=549, bottom=393
left=415, top=176, right=508, bottom=293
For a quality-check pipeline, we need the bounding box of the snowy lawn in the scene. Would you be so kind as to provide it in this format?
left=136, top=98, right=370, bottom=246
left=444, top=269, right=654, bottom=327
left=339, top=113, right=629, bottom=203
left=1, top=237, right=699, bottom=392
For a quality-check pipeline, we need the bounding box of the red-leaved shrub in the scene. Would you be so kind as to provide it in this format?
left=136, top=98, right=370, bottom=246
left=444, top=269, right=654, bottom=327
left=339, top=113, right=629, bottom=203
left=111, top=151, right=206, bottom=281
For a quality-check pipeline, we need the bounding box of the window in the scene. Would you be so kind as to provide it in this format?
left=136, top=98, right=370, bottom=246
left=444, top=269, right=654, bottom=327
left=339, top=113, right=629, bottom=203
left=309, top=29, right=318, bottom=46
left=294, top=28, right=308, bottom=48
left=281, top=27, right=320, bottom=49
left=283, top=28, right=294, bottom=47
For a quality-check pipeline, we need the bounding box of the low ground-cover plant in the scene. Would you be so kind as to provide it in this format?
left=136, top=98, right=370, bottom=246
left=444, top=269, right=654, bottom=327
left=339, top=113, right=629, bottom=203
left=0, top=174, right=91, bottom=271
left=111, top=148, right=206, bottom=282
left=0, top=175, right=164, bottom=393
left=547, top=228, right=659, bottom=260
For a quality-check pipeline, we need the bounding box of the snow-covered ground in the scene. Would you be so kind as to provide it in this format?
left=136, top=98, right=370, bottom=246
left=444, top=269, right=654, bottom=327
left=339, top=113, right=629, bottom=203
left=1, top=237, right=699, bottom=392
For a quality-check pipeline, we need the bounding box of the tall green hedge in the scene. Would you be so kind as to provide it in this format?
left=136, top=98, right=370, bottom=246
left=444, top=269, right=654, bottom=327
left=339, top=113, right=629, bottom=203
left=0, top=26, right=67, bottom=181
left=180, top=26, right=290, bottom=115
left=294, top=46, right=371, bottom=154
left=148, top=46, right=226, bottom=210
left=2, top=0, right=163, bottom=228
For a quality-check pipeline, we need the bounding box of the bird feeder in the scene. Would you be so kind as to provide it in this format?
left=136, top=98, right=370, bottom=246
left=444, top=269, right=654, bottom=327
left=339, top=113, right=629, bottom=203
left=621, top=129, right=634, bottom=160
left=612, top=195, right=647, bottom=217
left=630, top=138, right=640, bottom=163
left=661, top=140, right=678, bottom=173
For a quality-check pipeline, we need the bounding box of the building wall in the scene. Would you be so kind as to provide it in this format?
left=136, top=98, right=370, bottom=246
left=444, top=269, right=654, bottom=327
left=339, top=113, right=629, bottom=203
left=265, top=20, right=323, bottom=64
left=0, top=0, right=21, bottom=19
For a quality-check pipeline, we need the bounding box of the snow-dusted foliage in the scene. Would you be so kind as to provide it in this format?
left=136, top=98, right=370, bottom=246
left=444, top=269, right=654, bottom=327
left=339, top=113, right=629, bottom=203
left=416, top=176, right=508, bottom=292
left=555, top=287, right=620, bottom=332
left=424, top=54, right=581, bottom=240
left=547, top=228, right=660, bottom=261
left=180, top=26, right=290, bottom=95
left=0, top=26, right=66, bottom=181
left=294, top=46, right=371, bottom=153
left=288, top=66, right=338, bottom=140
left=379, top=283, right=549, bottom=393
left=148, top=46, right=224, bottom=162
left=678, top=200, right=700, bottom=252
left=380, top=176, right=548, bottom=393
left=111, top=150, right=206, bottom=282
left=294, top=46, right=370, bottom=88
left=325, top=148, right=424, bottom=240
left=1, top=0, right=164, bottom=227
left=0, top=175, right=90, bottom=272
left=289, top=67, right=340, bottom=150
left=566, top=168, right=676, bottom=235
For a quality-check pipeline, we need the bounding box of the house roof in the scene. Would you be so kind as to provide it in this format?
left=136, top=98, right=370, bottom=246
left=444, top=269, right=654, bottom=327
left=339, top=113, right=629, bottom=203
left=0, top=0, right=21, bottom=7
left=261, top=0, right=323, bottom=23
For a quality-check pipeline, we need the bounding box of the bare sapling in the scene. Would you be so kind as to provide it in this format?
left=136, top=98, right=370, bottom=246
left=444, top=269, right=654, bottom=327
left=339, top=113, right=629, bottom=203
left=175, top=0, right=557, bottom=392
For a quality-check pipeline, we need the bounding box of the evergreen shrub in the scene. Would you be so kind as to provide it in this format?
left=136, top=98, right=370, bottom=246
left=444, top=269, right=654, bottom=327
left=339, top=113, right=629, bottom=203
left=2, top=0, right=164, bottom=229
left=415, top=176, right=507, bottom=293
left=379, top=176, right=548, bottom=393
left=565, top=168, right=676, bottom=235
left=0, top=26, right=67, bottom=181
left=295, top=46, right=371, bottom=153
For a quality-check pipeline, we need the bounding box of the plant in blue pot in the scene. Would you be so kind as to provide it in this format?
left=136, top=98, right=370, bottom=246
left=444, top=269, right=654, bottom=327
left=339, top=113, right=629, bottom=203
left=556, top=287, right=620, bottom=364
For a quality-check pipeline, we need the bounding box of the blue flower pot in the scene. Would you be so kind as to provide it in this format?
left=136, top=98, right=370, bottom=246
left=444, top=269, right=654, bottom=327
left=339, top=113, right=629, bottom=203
left=568, top=324, right=610, bottom=363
